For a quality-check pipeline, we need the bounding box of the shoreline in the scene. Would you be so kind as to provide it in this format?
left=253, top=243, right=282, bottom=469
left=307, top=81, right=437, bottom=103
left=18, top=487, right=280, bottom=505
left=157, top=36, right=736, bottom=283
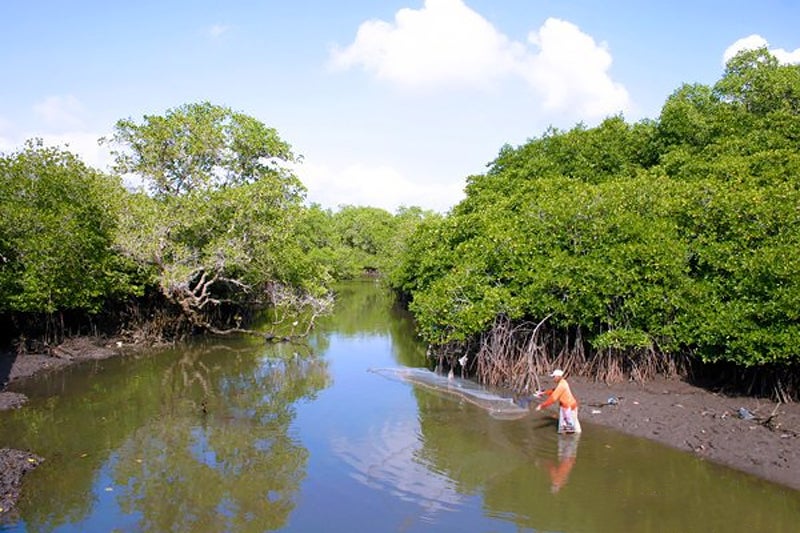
left=569, top=375, right=800, bottom=491
left=1, top=338, right=798, bottom=517
left=0, top=336, right=137, bottom=517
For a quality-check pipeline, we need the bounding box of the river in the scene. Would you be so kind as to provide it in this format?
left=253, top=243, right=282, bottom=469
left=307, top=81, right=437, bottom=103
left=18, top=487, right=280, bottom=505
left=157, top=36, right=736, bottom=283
left=1, top=280, right=798, bottom=532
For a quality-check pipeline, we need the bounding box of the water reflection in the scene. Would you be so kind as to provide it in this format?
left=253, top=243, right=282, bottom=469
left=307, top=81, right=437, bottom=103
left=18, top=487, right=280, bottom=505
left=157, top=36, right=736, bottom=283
left=539, top=433, right=580, bottom=494
left=331, top=417, right=464, bottom=521
left=389, top=374, right=800, bottom=532
left=2, top=339, right=330, bottom=532
left=108, top=347, right=328, bottom=532
left=313, top=281, right=427, bottom=367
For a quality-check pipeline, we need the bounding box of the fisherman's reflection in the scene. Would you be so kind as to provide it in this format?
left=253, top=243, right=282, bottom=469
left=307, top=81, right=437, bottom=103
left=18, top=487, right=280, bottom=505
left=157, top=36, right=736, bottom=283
left=543, top=433, right=580, bottom=493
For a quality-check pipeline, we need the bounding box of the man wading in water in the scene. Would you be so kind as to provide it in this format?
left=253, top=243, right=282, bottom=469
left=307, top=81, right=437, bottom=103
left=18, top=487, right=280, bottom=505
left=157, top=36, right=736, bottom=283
left=535, top=369, right=582, bottom=433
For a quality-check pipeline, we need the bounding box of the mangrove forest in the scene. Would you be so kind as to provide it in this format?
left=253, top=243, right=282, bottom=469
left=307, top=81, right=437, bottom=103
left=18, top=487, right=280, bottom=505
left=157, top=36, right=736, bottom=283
left=2, top=47, right=799, bottom=400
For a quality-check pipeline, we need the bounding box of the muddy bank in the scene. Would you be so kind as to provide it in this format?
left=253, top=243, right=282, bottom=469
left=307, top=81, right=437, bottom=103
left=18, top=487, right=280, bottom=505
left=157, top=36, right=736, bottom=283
left=570, top=375, right=800, bottom=491
left=0, top=449, right=44, bottom=519
left=1, top=336, right=126, bottom=386
left=0, top=336, right=131, bottom=516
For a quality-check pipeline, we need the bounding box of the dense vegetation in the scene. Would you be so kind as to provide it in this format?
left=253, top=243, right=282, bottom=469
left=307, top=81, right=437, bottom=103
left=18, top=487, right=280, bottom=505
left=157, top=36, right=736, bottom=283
left=1, top=103, right=432, bottom=348
left=0, top=141, right=144, bottom=338
left=2, top=48, right=798, bottom=400
left=389, top=48, right=800, bottom=400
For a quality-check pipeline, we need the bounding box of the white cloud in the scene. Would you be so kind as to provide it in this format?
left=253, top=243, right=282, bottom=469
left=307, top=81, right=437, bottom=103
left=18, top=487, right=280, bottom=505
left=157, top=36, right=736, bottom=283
left=329, top=0, right=524, bottom=90
left=522, top=18, right=629, bottom=119
left=0, top=136, right=13, bottom=154
left=772, top=47, right=800, bottom=64
left=329, top=1, right=630, bottom=119
left=38, top=131, right=115, bottom=171
left=209, top=24, right=230, bottom=38
left=0, top=96, right=115, bottom=171
left=723, top=34, right=800, bottom=65
left=0, top=107, right=112, bottom=172
left=0, top=130, right=112, bottom=172
left=294, top=159, right=464, bottom=213
left=33, top=95, right=85, bottom=130
left=0, top=115, right=13, bottom=154
left=331, top=417, right=463, bottom=517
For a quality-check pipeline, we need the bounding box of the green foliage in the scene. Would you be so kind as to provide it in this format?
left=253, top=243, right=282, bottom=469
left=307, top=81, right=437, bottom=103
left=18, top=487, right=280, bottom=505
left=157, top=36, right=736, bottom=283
left=0, top=140, right=140, bottom=314
left=715, top=47, right=800, bottom=117
left=104, top=102, right=333, bottom=332
left=103, top=101, right=296, bottom=198
left=331, top=205, right=395, bottom=274
left=1, top=102, right=434, bottom=339
left=294, top=204, right=440, bottom=282
left=394, top=49, right=800, bottom=372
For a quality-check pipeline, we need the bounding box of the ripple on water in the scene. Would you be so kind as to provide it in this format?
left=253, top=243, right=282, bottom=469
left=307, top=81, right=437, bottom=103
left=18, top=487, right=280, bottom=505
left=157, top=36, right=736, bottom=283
left=331, top=417, right=465, bottom=519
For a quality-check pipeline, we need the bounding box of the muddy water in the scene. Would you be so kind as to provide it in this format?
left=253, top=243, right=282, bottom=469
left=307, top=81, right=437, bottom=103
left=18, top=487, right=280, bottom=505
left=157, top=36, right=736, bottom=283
left=1, top=280, right=798, bottom=532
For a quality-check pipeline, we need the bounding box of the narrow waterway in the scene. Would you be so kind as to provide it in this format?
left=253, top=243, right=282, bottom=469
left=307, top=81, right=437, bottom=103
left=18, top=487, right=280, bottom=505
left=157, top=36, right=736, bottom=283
left=1, top=280, right=798, bottom=532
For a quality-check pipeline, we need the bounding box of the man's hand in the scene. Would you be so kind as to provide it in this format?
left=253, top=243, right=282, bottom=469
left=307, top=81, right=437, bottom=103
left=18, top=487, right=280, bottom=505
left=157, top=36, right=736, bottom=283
left=535, top=405, right=542, bottom=411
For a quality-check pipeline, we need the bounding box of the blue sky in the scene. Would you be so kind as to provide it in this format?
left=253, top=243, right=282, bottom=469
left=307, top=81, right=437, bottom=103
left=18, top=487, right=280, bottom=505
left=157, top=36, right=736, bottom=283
left=2, top=0, right=798, bottom=213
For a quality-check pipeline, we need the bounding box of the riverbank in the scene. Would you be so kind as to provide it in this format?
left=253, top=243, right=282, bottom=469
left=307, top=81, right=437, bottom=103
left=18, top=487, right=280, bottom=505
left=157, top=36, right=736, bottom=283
left=569, top=374, right=800, bottom=491
left=0, top=336, right=131, bottom=517
left=1, top=340, right=798, bottom=518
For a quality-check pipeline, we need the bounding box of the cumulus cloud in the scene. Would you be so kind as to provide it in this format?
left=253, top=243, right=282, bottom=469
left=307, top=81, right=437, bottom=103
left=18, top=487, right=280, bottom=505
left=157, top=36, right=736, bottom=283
left=522, top=18, right=629, bottom=118
left=0, top=136, right=13, bottom=154
left=329, top=0, right=524, bottom=89
left=33, top=95, right=85, bottom=130
left=0, top=98, right=112, bottom=170
left=0, top=129, right=114, bottom=178
left=294, top=159, right=463, bottom=213
left=329, top=0, right=630, bottom=119
left=331, top=418, right=463, bottom=517
left=723, top=34, right=800, bottom=65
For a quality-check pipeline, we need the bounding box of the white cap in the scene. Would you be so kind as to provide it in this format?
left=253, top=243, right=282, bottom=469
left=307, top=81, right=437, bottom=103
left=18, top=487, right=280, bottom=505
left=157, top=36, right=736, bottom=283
left=550, top=369, right=564, bottom=377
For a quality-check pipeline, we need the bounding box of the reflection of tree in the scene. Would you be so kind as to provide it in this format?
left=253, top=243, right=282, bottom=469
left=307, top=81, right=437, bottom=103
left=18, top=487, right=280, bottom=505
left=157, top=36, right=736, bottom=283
left=316, top=280, right=395, bottom=336
left=308, top=280, right=428, bottom=368
left=3, top=337, right=328, bottom=532
left=6, top=349, right=198, bottom=530
left=112, top=350, right=329, bottom=532
left=387, top=301, right=429, bottom=368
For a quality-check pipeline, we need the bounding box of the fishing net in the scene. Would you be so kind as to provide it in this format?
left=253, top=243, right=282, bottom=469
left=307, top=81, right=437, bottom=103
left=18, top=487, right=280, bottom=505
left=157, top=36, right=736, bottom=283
left=369, top=367, right=531, bottom=420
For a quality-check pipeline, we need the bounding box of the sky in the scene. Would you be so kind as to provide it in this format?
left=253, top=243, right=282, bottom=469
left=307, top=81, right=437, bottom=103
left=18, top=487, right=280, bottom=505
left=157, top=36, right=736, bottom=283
left=2, top=0, right=799, bottom=214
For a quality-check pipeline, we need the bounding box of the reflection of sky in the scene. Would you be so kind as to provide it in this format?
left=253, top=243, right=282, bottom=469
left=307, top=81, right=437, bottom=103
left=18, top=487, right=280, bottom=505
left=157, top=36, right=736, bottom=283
left=293, top=331, right=470, bottom=525
left=191, top=427, right=218, bottom=467
left=330, top=417, right=464, bottom=520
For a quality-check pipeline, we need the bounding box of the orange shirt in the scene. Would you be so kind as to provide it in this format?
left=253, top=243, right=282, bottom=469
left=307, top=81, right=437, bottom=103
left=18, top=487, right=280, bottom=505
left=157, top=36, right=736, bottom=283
left=539, top=379, right=578, bottom=410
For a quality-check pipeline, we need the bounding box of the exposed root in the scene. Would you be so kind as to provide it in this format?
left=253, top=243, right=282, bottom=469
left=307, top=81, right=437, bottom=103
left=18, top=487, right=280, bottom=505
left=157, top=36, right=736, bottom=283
left=427, top=316, right=745, bottom=398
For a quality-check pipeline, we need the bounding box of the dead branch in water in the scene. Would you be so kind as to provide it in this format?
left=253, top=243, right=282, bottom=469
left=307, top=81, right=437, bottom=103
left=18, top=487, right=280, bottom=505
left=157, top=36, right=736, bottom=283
left=204, top=285, right=335, bottom=344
